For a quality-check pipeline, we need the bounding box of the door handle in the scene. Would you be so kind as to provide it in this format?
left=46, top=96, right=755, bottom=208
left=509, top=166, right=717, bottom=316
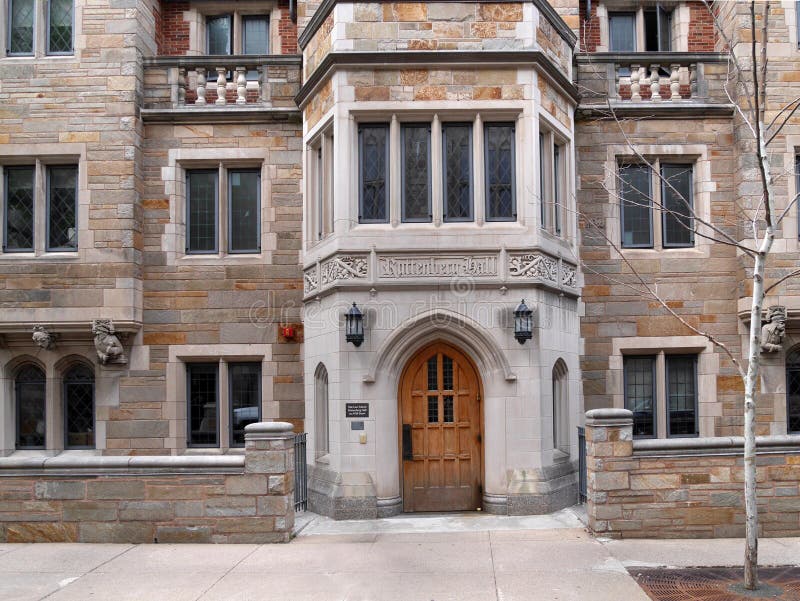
left=402, top=424, right=413, bottom=460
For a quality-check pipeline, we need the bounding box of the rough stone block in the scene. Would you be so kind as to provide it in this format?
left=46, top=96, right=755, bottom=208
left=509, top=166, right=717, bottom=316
left=246, top=451, right=287, bottom=474
left=594, top=472, right=629, bottom=491
left=155, top=526, right=212, bottom=543
left=225, top=475, right=267, bottom=496
left=88, top=480, right=146, bottom=500
left=5, top=522, right=78, bottom=543
left=119, top=501, right=174, bottom=521
left=35, top=481, right=85, bottom=500
left=205, top=497, right=256, bottom=517
left=79, top=522, right=155, bottom=544
left=257, top=496, right=289, bottom=516
left=62, top=501, right=118, bottom=522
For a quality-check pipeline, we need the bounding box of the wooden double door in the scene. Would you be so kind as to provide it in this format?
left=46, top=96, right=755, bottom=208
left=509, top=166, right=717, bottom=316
left=400, top=343, right=483, bottom=512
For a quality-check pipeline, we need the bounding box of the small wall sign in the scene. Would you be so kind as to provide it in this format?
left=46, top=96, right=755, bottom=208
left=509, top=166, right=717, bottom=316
left=345, top=403, right=369, bottom=418
left=350, top=421, right=365, bottom=431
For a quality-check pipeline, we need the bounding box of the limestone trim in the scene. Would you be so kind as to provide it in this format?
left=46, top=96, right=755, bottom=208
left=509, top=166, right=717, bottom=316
left=362, top=307, right=517, bottom=383
left=0, top=0, right=81, bottom=59
left=780, top=134, right=800, bottom=255
left=610, top=335, right=718, bottom=438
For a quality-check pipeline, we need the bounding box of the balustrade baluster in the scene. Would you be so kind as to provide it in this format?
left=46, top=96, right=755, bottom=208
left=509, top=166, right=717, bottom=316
left=216, top=67, right=227, bottom=105
left=650, top=64, right=661, bottom=101
left=670, top=64, right=680, bottom=101
left=236, top=67, right=247, bottom=105
left=689, top=63, right=698, bottom=98
left=630, top=64, right=641, bottom=101
left=196, top=68, right=207, bottom=106
left=177, top=67, right=186, bottom=106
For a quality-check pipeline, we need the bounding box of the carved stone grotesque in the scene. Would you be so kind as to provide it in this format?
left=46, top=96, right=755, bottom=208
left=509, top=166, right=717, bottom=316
left=760, top=305, right=787, bottom=353
left=92, top=319, right=127, bottom=365
left=32, top=326, right=56, bottom=350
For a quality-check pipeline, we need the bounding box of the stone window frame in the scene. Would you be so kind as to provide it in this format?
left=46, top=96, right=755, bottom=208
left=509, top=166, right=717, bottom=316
left=786, top=0, right=800, bottom=50
left=779, top=138, right=800, bottom=254
left=167, top=344, right=271, bottom=454
left=306, top=120, right=334, bottom=247
left=538, top=121, right=570, bottom=240
left=552, top=358, right=570, bottom=457
left=594, top=1, right=691, bottom=53
left=183, top=0, right=282, bottom=58
left=604, top=143, right=713, bottom=259
left=0, top=0, right=77, bottom=59
left=314, top=362, right=329, bottom=462
left=162, top=148, right=275, bottom=266
left=350, top=110, right=526, bottom=229
left=1, top=351, right=105, bottom=456
left=0, top=150, right=86, bottom=260
left=610, top=336, right=718, bottom=438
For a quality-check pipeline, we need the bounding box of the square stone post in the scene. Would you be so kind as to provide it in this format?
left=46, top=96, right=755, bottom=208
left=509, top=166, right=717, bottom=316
left=584, top=409, right=633, bottom=537
left=244, top=422, right=296, bottom=542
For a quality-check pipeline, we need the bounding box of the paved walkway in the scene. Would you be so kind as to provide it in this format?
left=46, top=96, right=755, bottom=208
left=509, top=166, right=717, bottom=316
left=2, top=508, right=800, bottom=601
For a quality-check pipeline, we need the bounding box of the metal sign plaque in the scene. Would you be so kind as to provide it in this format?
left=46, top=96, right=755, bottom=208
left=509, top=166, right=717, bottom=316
left=345, top=403, right=369, bottom=418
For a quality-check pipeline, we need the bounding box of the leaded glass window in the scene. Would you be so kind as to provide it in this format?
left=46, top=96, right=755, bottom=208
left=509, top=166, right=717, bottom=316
left=187, top=363, right=219, bottom=447
left=484, top=123, right=516, bottom=221
left=539, top=132, right=547, bottom=229
left=64, top=364, right=94, bottom=449
left=47, top=165, right=78, bottom=251
left=47, top=0, right=73, bottom=54
left=16, top=364, right=45, bottom=450
left=427, top=395, right=438, bottom=423
left=666, top=355, right=697, bottom=437
left=623, top=355, right=656, bottom=438
left=442, top=355, right=453, bottom=391
left=619, top=164, right=653, bottom=248
left=228, top=170, right=260, bottom=253
left=661, top=164, right=694, bottom=247
left=609, top=12, right=636, bottom=52
left=787, top=348, right=800, bottom=433
left=443, top=395, right=454, bottom=423
left=186, top=170, right=218, bottom=254
left=242, top=16, right=269, bottom=55
left=206, top=15, right=232, bottom=55
left=427, top=356, right=438, bottom=391
left=315, top=364, right=329, bottom=458
left=553, top=144, right=562, bottom=235
left=442, top=124, right=473, bottom=222
left=4, top=166, right=35, bottom=252
left=9, top=0, right=34, bottom=55
left=229, top=362, right=261, bottom=447
left=359, top=124, right=389, bottom=223
left=401, top=125, right=431, bottom=222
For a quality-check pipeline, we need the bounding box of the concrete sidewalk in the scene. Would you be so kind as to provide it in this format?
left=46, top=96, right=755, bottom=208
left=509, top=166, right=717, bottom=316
left=2, top=509, right=799, bottom=601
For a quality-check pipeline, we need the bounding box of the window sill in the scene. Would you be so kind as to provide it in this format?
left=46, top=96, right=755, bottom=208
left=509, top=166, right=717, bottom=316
left=0, top=252, right=80, bottom=261
left=177, top=252, right=265, bottom=265
left=181, top=447, right=247, bottom=455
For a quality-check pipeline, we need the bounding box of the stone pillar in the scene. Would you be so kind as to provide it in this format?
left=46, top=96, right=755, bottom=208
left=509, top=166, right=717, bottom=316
left=584, top=408, right=633, bottom=537
left=244, top=421, right=296, bottom=542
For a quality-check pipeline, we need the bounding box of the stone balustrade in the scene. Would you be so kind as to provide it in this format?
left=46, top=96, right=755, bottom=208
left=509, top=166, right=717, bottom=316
left=614, top=61, right=696, bottom=102
left=0, top=422, right=295, bottom=543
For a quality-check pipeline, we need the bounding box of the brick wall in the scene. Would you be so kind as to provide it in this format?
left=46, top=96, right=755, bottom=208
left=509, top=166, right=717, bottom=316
left=688, top=1, right=716, bottom=52
left=0, top=423, right=295, bottom=543
left=579, top=1, right=600, bottom=53
left=159, top=1, right=189, bottom=55
left=278, top=0, right=299, bottom=54
left=585, top=409, right=800, bottom=539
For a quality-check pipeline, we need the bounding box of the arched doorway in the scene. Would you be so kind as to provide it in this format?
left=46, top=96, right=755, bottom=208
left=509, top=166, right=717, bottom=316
left=399, top=342, right=483, bottom=512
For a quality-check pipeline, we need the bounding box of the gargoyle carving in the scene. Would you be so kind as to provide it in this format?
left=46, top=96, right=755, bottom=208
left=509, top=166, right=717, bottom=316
left=92, top=319, right=127, bottom=365
left=32, top=326, right=56, bottom=350
left=760, top=306, right=787, bottom=353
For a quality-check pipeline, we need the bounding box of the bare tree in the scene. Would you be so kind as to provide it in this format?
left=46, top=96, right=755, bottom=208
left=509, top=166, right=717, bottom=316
left=571, top=0, right=800, bottom=590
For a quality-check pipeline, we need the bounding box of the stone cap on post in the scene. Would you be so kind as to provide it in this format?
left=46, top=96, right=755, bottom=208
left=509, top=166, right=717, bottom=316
left=585, top=408, right=633, bottom=427
left=244, top=421, right=295, bottom=442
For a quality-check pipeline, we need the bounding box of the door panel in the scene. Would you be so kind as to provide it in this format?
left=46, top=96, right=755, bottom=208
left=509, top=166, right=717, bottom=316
left=400, top=343, right=482, bottom=512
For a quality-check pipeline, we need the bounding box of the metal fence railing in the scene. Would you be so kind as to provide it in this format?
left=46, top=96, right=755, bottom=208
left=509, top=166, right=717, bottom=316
left=294, top=433, right=308, bottom=512
left=578, top=426, right=587, bottom=503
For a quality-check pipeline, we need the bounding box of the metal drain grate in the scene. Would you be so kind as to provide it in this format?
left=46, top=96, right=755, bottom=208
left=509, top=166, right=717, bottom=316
left=631, top=567, right=800, bottom=600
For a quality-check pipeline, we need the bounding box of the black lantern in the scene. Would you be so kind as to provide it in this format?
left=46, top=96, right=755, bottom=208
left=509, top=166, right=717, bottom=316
left=345, top=302, right=364, bottom=347
left=514, top=299, right=533, bottom=344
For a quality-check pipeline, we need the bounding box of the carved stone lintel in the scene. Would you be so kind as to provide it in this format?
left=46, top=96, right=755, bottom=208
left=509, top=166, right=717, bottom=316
left=32, top=325, right=56, bottom=350
left=760, top=305, right=786, bottom=354
left=92, top=319, right=128, bottom=365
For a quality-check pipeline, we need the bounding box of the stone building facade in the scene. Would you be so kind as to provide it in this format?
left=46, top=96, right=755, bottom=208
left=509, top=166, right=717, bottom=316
left=1, top=0, right=800, bottom=535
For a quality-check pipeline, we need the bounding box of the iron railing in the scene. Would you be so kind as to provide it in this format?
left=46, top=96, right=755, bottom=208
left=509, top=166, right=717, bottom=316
left=294, top=432, right=308, bottom=512
left=578, top=426, right=587, bottom=503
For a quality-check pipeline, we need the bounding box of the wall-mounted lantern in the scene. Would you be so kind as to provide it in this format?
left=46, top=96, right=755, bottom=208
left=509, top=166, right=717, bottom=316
left=514, top=299, right=533, bottom=344
left=346, top=302, right=364, bottom=347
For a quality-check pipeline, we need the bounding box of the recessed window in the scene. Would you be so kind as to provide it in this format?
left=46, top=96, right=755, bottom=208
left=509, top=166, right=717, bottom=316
left=204, top=13, right=270, bottom=56
left=229, top=362, right=261, bottom=447
left=552, top=360, right=569, bottom=453
left=539, top=127, right=568, bottom=237
left=186, top=170, right=218, bottom=254
left=8, top=0, right=35, bottom=55
left=15, top=364, right=46, bottom=450
left=620, top=164, right=653, bottom=248
left=661, top=164, right=694, bottom=247
left=484, top=123, right=516, bottom=222
left=228, top=170, right=260, bottom=253
left=609, top=12, right=636, bottom=52
left=624, top=355, right=656, bottom=438
left=206, top=15, right=232, bottom=55
left=187, top=363, right=219, bottom=447
left=666, top=355, right=697, bottom=437
left=401, top=124, right=432, bottom=223
left=3, top=166, right=35, bottom=252
left=358, top=124, right=390, bottom=224
left=47, top=165, right=78, bottom=251
left=787, top=347, right=800, bottom=434
left=442, top=124, right=473, bottom=222
left=644, top=6, right=673, bottom=51
left=63, top=364, right=95, bottom=449
left=47, top=0, right=73, bottom=55
left=242, top=16, right=269, bottom=55
left=314, top=363, right=329, bottom=459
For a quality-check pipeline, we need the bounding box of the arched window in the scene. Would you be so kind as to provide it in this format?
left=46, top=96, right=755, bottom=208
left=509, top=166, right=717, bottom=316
left=787, top=347, right=800, bottom=434
left=552, top=360, right=569, bottom=454
left=315, top=363, right=329, bottom=459
left=15, top=364, right=46, bottom=449
left=63, top=364, right=95, bottom=449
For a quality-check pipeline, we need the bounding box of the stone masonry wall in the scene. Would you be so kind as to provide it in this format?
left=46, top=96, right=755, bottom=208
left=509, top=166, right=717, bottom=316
left=0, top=423, right=295, bottom=543
left=586, top=410, right=800, bottom=538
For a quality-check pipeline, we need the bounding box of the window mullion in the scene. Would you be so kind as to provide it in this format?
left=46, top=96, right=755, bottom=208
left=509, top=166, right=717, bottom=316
left=656, top=352, right=666, bottom=439
left=219, top=163, right=225, bottom=255
left=431, top=115, right=442, bottom=226
left=389, top=115, right=400, bottom=226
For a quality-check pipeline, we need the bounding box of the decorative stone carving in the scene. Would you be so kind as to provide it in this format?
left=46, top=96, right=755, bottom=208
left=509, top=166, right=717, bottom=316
left=508, top=253, right=558, bottom=283
left=378, top=255, right=498, bottom=279
left=320, top=255, right=368, bottom=286
left=32, top=326, right=56, bottom=350
left=561, top=263, right=577, bottom=288
left=760, top=306, right=787, bottom=353
left=92, top=319, right=128, bottom=365
left=304, top=269, right=318, bottom=294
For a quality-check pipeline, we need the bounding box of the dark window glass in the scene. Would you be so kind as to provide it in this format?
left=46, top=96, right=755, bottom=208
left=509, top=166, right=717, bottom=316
left=315, top=364, right=329, bottom=457
left=187, top=363, right=219, bottom=447
left=402, top=125, right=431, bottom=222
left=47, top=165, right=78, bottom=251
left=442, top=355, right=453, bottom=390
left=644, top=7, right=672, bottom=51
left=4, top=166, right=35, bottom=252
left=624, top=356, right=656, bottom=438
left=666, top=355, right=697, bottom=437
left=229, top=170, right=260, bottom=253
left=358, top=124, right=389, bottom=223
left=619, top=164, right=653, bottom=248
left=63, top=364, right=94, bottom=449
left=15, top=364, right=45, bottom=449
left=787, top=348, right=800, bottom=433
left=9, top=0, right=34, bottom=55
left=609, top=12, right=636, bottom=51
left=443, top=124, right=473, bottom=222
left=229, top=362, right=261, bottom=447
left=443, top=395, right=454, bottom=423
left=428, top=395, right=438, bottom=423
left=427, top=356, right=437, bottom=391
left=316, top=147, right=323, bottom=239
left=186, top=170, right=218, bottom=253
left=242, top=16, right=269, bottom=55
left=206, top=15, right=232, bottom=55
left=539, top=133, right=547, bottom=229
left=47, top=0, right=73, bottom=54
left=661, top=164, right=694, bottom=247
left=484, top=123, right=516, bottom=221
left=553, top=145, right=562, bottom=235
